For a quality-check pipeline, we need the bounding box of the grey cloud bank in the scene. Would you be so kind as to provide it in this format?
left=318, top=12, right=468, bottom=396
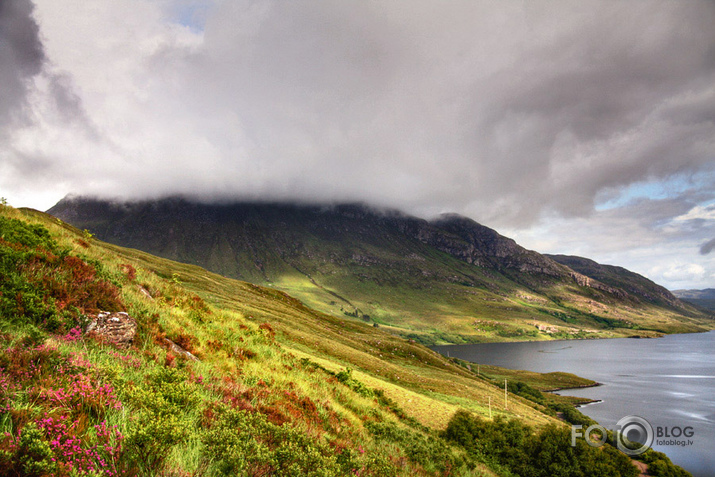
left=0, top=0, right=44, bottom=128
left=1, top=0, right=714, bottom=289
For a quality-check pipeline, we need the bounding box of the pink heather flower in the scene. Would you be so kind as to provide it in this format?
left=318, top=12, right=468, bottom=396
left=63, top=327, right=83, bottom=342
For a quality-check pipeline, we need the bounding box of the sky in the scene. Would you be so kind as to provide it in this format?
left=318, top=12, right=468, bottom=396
left=1, top=0, right=714, bottom=290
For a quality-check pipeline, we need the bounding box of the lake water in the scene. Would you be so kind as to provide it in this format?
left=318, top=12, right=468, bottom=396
left=433, top=331, right=715, bottom=477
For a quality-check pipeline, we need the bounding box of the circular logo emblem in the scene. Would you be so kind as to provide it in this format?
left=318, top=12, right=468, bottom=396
left=616, top=415, right=653, bottom=456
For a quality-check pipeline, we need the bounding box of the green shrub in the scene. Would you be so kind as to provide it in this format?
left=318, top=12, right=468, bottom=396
left=202, top=406, right=348, bottom=476
left=507, top=380, right=545, bottom=405
left=123, top=367, right=201, bottom=473
left=366, top=421, right=467, bottom=474
left=0, top=217, right=123, bottom=333
left=443, top=410, right=639, bottom=477
left=638, top=450, right=691, bottom=477
left=0, top=217, right=57, bottom=251
left=548, top=402, right=596, bottom=428
left=0, top=422, right=57, bottom=477
left=335, top=368, right=374, bottom=397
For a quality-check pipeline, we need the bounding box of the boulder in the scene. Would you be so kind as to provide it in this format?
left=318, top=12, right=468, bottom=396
left=85, top=311, right=137, bottom=348
left=163, top=338, right=199, bottom=361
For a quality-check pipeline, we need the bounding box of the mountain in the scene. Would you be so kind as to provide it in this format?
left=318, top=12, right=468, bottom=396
left=48, top=195, right=712, bottom=344
left=6, top=203, right=686, bottom=476
left=673, top=288, right=715, bottom=311
left=546, top=254, right=683, bottom=309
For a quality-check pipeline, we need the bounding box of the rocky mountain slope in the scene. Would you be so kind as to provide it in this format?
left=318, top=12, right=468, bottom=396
left=48, top=196, right=712, bottom=344
left=546, top=254, right=683, bottom=309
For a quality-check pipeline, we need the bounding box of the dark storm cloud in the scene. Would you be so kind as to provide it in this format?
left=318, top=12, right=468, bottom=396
left=149, top=0, right=715, bottom=227
left=702, top=238, right=715, bottom=255
left=0, top=0, right=45, bottom=127
left=457, top=0, right=715, bottom=223
left=3, top=0, right=715, bottom=233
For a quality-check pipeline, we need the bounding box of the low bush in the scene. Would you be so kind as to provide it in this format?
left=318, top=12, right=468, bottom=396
left=201, top=406, right=347, bottom=476
left=366, top=421, right=469, bottom=475
left=335, top=367, right=374, bottom=397
left=0, top=217, right=123, bottom=334
left=638, top=450, right=691, bottom=477
left=507, top=380, right=545, bottom=405
left=548, top=402, right=596, bottom=428
left=123, top=367, right=200, bottom=473
left=443, top=410, right=639, bottom=477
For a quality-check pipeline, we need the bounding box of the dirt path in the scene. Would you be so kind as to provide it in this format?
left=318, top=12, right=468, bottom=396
left=632, top=459, right=649, bottom=476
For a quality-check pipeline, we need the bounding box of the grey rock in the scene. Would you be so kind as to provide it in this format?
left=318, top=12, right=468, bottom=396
left=85, top=311, right=137, bottom=348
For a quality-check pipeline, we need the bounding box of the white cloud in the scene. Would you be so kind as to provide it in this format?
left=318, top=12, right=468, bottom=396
left=650, top=263, right=706, bottom=285
left=674, top=205, right=715, bottom=222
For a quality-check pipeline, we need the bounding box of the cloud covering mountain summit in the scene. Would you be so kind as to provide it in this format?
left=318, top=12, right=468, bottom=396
left=1, top=0, right=714, bottom=288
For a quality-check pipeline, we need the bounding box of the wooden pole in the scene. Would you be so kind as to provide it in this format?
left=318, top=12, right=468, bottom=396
left=504, top=379, right=508, bottom=409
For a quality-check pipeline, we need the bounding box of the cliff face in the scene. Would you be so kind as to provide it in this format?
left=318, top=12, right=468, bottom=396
left=426, top=214, right=565, bottom=275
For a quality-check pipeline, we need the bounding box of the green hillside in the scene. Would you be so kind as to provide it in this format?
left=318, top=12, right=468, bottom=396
left=48, top=197, right=713, bottom=345
left=1, top=204, right=692, bottom=476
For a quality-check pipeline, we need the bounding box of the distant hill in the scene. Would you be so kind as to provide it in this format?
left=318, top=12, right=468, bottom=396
left=48, top=196, right=712, bottom=344
left=672, top=288, right=715, bottom=311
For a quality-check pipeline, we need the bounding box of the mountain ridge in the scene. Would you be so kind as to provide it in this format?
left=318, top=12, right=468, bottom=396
left=48, top=195, right=712, bottom=344
left=546, top=254, right=684, bottom=309
left=672, top=288, right=715, bottom=311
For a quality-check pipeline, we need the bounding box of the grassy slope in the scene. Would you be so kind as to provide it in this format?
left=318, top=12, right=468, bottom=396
left=2, top=205, right=694, bottom=477
left=2, top=205, right=572, bottom=476
left=81, top=216, right=557, bottom=430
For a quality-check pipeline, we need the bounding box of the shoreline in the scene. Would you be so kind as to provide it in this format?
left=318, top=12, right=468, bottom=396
left=435, top=330, right=715, bottom=477
left=573, top=399, right=603, bottom=408
left=431, top=328, right=715, bottom=348
left=543, top=381, right=602, bottom=393
left=547, top=382, right=603, bottom=408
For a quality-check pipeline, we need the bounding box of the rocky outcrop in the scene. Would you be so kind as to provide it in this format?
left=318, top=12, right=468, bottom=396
left=163, top=338, right=199, bottom=361
left=569, top=271, right=628, bottom=299
left=85, top=311, right=137, bottom=348
left=423, top=214, right=566, bottom=277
